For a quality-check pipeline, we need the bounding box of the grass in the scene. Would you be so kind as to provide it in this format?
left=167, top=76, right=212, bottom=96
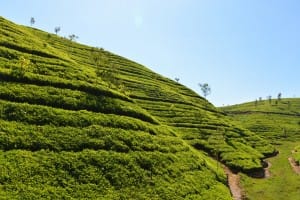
left=294, top=145, right=300, bottom=164
left=221, top=99, right=300, bottom=200
left=241, top=141, right=300, bottom=200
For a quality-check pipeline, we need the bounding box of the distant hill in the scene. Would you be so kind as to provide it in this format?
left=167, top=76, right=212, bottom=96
left=0, top=16, right=275, bottom=199
left=221, top=98, right=300, bottom=142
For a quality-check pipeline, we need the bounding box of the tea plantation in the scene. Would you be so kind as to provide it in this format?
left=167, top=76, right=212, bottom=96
left=221, top=98, right=300, bottom=199
left=0, top=17, right=276, bottom=199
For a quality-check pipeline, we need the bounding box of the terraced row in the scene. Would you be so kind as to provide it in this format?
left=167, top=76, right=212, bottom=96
left=0, top=81, right=157, bottom=124
left=222, top=99, right=300, bottom=142
left=134, top=100, right=275, bottom=172
left=0, top=16, right=279, bottom=199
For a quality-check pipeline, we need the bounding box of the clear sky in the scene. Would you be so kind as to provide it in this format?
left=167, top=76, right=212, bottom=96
left=1, top=0, right=299, bottom=106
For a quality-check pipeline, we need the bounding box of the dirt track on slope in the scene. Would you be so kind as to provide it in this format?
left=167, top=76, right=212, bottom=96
left=224, top=160, right=272, bottom=200
left=288, top=157, right=300, bottom=175
left=224, top=167, right=244, bottom=200
left=264, top=161, right=272, bottom=178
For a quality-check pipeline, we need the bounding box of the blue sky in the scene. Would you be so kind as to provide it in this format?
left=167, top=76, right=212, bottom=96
left=1, top=0, right=299, bottom=106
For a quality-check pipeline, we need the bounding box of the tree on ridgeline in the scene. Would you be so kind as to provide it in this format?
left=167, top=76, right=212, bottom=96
left=69, top=34, right=78, bottom=41
left=175, top=77, right=180, bottom=82
left=198, top=83, right=211, bottom=99
left=278, top=92, right=282, bottom=101
left=54, top=27, right=61, bottom=35
left=30, top=17, right=35, bottom=26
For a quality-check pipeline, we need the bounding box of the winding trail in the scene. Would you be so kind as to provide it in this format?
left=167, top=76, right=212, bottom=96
left=224, top=160, right=272, bottom=200
left=224, top=167, right=243, bottom=200
left=288, top=157, right=300, bottom=174
left=264, top=160, right=272, bottom=178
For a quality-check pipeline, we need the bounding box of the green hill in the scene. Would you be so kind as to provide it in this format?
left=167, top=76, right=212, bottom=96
left=0, top=17, right=275, bottom=199
left=221, top=97, right=300, bottom=164
left=221, top=98, right=300, bottom=199
left=221, top=98, right=300, bottom=142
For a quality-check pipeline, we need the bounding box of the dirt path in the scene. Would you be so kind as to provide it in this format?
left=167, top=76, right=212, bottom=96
left=224, top=161, right=271, bottom=200
left=288, top=157, right=300, bottom=174
left=264, top=160, right=272, bottom=178
left=224, top=167, right=243, bottom=200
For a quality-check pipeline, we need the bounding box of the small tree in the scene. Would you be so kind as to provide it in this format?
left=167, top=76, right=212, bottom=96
left=278, top=92, right=282, bottom=101
left=54, top=27, right=61, bottom=35
left=198, top=83, right=211, bottom=99
left=255, top=99, right=258, bottom=107
left=69, top=34, right=78, bottom=41
left=30, top=17, right=35, bottom=26
left=175, top=77, right=179, bottom=82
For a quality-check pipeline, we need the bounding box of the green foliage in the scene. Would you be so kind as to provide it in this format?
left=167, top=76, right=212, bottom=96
left=221, top=99, right=300, bottom=199
left=0, top=120, right=188, bottom=153
left=241, top=141, right=300, bottom=200
left=0, top=81, right=157, bottom=124
left=10, top=56, right=30, bottom=78
left=0, top=150, right=231, bottom=199
left=0, top=16, right=277, bottom=199
left=294, top=145, right=300, bottom=165
left=221, top=98, right=300, bottom=142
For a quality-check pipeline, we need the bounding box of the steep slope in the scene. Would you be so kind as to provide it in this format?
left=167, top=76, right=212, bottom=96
left=0, top=16, right=275, bottom=199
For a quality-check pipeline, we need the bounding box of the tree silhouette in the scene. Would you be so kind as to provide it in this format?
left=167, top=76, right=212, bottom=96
left=198, top=83, right=211, bottom=98
left=54, top=27, right=61, bottom=35
left=30, top=17, right=35, bottom=26
left=69, top=34, right=78, bottom=41
left=278, top=92, right=282, bottom=101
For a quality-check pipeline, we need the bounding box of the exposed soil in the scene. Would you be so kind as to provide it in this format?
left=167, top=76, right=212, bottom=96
left=264, top=161, right=272, bottom=178
left=223, top=160, right=272, bottom=200
left=288, top=157, right=300, bottom=175
left=224, top=167, right=244, bottom=200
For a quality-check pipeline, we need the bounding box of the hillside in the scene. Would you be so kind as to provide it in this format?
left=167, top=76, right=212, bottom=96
left=0, top=17, right=275, bottom=199
left=221, top=98, right=300, bottom=199
left=221, top=98, right=300, bottom=142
